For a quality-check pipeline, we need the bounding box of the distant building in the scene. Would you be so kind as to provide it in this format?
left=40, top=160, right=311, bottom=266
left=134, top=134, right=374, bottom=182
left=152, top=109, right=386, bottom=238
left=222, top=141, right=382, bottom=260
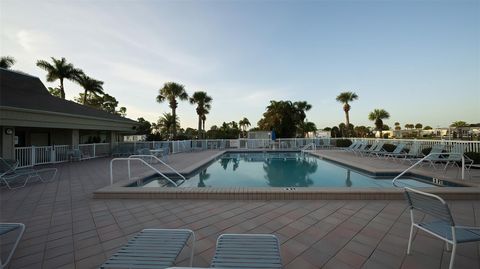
left=0, top=68, right=138, bottom=159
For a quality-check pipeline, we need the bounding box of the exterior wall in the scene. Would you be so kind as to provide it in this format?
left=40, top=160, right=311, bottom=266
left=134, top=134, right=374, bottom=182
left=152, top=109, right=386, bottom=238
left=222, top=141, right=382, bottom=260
left=1, top=126, right=15, bottom=159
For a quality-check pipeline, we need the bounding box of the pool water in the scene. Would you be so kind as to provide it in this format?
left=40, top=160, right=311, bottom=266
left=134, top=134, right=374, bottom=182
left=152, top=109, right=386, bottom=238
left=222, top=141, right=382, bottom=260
left=138, top=152, right=438, bottom=188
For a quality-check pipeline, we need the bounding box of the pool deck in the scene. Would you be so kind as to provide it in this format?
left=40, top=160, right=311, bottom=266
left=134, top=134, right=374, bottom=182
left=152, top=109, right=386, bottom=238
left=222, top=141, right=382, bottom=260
left=1, top=152, right=480, bottom=268
left=94, top=149, right=480, bottom=200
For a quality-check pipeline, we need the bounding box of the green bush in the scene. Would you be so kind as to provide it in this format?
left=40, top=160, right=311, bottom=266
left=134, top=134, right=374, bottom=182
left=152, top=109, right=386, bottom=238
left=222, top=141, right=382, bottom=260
left=383, top=143, right=397, bottom=152
left=335, top=139, right=352, bottom=148
left=465, top=152, right=480, bottom=164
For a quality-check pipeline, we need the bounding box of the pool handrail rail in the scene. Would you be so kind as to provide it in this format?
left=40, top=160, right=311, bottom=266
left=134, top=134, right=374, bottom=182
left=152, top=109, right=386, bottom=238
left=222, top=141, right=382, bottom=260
left=301, top=142, right=316, bottom=152
left=392, top=152, right=467, bottom=187
left=129, top=154, right=186, bottom=181
left=110, top=157, right=179, bottom=187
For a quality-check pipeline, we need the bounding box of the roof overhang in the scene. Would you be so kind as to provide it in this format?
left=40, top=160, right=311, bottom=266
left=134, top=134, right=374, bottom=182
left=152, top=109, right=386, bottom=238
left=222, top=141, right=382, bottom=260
left=0, top=106, right=138, bottom=133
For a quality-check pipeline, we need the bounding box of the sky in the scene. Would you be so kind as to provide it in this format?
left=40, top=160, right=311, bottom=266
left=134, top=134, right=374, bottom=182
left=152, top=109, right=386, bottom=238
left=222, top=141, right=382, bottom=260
left=1, top=0, right=479, bottom=130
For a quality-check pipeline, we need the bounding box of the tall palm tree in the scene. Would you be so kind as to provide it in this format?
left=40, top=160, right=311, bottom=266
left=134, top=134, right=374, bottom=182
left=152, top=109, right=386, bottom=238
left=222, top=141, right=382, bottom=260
left=368, top=109, right=390, bottom=137
left=450, top=121, right=468, bottom=139
left=36, top=57, right=84, bottom=99
left=0, top=56, right=15, bottom=69
left=239, top=117, right=251, bottom=138
left=336, top=91, right=359, bottom=137
left=156, top=82, right=188, bottom=138
left=157, top=113, right=180, bottom=139
left=189, top=91, right=212, bottom=138
left=74, top=74, right=104, bottom=105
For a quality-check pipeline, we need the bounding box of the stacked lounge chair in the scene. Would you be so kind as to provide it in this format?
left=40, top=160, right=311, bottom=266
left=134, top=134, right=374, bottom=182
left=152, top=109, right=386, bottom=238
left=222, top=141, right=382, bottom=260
left=373, top=143, right=407, bottom=159
left=101, top=230, right=283, bottom=269
left=100, top=229, right=195, bottom=269
left=385, top=142, right=423, bottom=162
left=422, top=144, right=446, bottom=167
left=0, top=158, right=57, bottom=189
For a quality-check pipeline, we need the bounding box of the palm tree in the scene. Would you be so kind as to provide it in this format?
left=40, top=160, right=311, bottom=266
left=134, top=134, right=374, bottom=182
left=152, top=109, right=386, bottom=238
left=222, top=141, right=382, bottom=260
left=36, top=57, right=83, bottom=99
left=394, top=122, right=401, bottom=131
left=189, top=91, right=212, bottom=138
left=0, top=56, right=15, bottom=69
left=298, top=121, right=317, bottom=138
left=450, top=121, right=468, bottom=139
left=239, top=117, right=251, bottom=138
left=157, top=113, right=180, bottom=139
left=336, top=91, right=359, bottom=137
left=156, top=82, right=188, bottom=138
left=293, top=101, right=312, bottom=123
left=201, top=112, right=208, bottom=132
left=74, top=74, right=104, bottom=105
left=368, top=109, right=390, bottom=137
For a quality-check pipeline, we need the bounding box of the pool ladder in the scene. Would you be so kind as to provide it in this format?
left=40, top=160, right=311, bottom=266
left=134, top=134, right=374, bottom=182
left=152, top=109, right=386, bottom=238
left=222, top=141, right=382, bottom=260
left=392, top=152, right=467, bottom=187
left=110, top=155, right=185, bottom=186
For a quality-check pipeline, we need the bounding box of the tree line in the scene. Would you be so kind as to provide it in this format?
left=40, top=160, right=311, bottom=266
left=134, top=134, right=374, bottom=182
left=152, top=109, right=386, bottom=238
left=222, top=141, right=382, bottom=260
left=3, top=56, right=475, bottom=140
left=1, top=56, right=127, bottom=116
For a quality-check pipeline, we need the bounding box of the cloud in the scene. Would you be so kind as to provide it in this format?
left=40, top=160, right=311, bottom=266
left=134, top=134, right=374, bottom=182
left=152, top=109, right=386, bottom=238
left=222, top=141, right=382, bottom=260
left=106, top=62, right=173, bottom=89
left=16, top=30, right=52, bottom=54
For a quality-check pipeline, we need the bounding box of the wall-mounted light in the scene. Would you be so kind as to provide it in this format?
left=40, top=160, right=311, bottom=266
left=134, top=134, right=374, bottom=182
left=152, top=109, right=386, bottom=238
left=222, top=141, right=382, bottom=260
left=5, top=128, right=13, bottom=135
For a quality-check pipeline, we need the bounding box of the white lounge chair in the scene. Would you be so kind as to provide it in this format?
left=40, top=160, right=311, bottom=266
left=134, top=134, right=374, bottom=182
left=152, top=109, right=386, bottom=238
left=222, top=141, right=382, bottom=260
left=0, top=223, right=25, bottom=269
left=101, top=229, right=195, bottom=269
left=0, top=158, right=57, bottom=189
left=211, top=234, right=282, bottom=268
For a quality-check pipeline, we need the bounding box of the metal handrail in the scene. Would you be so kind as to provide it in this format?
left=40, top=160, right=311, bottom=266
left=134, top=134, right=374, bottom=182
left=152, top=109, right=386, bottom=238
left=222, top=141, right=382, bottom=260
left=129, top=154, right=185, bottom=181
left=110, top=158, right=178, bottom=187
left=392, top=153, right=466, bottom=187
left=301, top=142, right=316, bottom=152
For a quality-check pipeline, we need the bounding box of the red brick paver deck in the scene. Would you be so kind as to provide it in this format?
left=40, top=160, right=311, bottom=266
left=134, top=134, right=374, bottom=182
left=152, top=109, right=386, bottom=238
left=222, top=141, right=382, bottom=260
left=1, top=157, right=479, bottom=269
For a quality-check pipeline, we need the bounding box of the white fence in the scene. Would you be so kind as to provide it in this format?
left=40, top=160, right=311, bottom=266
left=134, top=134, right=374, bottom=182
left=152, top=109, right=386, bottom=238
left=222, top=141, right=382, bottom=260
left=14, top=143, right=112, bottom=168
left=13, top=138, right=480, bottom=168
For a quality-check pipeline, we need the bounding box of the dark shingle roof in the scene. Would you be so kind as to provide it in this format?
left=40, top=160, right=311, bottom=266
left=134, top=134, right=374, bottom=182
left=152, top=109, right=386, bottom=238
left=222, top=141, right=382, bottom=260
left=0, top=68, right=137, bottom=123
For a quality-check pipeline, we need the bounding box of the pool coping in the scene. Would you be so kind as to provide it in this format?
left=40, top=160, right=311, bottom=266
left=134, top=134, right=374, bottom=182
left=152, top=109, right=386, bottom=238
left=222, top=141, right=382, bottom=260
left=93, top=150, right=480, bottom=200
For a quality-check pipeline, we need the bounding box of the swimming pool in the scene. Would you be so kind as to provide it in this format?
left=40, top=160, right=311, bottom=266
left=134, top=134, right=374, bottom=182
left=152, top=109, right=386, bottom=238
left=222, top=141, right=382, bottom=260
left=133, top=152, right=442, bottom=188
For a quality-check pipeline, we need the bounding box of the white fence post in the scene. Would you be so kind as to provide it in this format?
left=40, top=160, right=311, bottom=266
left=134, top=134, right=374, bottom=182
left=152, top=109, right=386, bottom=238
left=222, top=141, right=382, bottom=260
left=51, top=146, right=56, bottom=163
left=31, top=146, right=35, bottom=167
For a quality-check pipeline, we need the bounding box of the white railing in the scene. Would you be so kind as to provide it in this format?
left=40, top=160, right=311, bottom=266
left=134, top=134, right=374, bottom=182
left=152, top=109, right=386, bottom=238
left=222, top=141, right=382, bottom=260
left=14, top=146, right=34, bottom=167
left=392, top=153, right=467, bottom=187
left=348, top=138, right=480, bottom=153
left=54, top=145, right=71, bottom=163
left=13, top=138, right=479, bottom=168
left=301, top=143, right=316, bottom=152
left=129, top=154, right=185, bottom=181
left=110, top=157, right=178, bottom=187
left=14, top=143, right=110, bottom=168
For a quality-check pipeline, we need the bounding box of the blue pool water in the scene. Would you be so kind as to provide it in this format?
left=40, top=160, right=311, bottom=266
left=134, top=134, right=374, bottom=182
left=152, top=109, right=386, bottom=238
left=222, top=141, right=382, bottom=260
left=137, top=152, right=441, bottom=188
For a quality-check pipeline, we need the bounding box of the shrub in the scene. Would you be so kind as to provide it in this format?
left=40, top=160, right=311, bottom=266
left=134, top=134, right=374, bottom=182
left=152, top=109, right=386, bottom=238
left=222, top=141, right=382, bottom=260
left=465, top=152, right=480, bottom=164
left=383, top=143, right=397, bottom=152
left=335, top=139, right=352, bottom=148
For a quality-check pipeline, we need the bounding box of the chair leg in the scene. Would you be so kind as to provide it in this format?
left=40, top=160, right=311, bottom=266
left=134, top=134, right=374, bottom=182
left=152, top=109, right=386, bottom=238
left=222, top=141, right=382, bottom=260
left=449, top=243, right=456, bottom=269
left=407, top=224, right=414, bottom=255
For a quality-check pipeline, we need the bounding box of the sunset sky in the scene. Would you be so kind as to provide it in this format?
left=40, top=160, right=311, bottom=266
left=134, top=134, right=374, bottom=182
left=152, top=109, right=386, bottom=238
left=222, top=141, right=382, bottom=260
left=1, top=0, right=478, bottom=129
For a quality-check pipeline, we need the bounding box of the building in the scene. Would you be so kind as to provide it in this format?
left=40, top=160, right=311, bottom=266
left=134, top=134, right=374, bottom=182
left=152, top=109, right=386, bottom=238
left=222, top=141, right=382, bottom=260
left=0, top=68, right=138, bottom=160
